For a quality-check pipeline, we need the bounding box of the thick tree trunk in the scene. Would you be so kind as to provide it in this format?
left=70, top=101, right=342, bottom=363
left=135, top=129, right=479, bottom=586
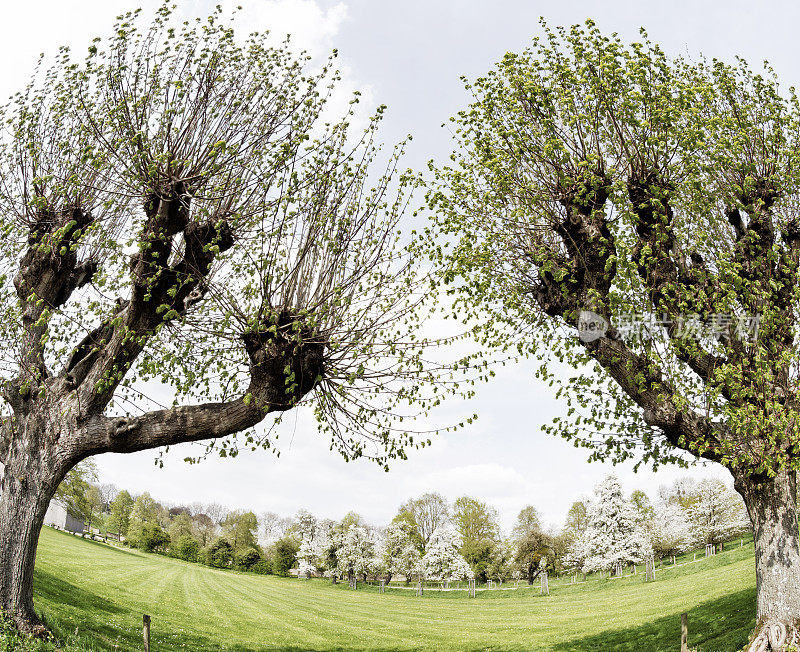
left=735, top=468, right=800, bottom=651
left=0, top=453, right=61, bottom=636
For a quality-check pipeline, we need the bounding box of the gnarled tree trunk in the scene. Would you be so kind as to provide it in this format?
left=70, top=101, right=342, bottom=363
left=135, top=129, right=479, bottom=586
left=0, top=418, right=72, bottom=636
left=736, top=468, right=800, bottom=651
left=0, top=311, right=322, bottom=637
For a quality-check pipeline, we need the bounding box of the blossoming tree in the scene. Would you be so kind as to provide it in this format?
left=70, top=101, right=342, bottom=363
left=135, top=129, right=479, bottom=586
left=568, top=475, right=652, bottom=576
left=420, top=523, right=474, bottom=583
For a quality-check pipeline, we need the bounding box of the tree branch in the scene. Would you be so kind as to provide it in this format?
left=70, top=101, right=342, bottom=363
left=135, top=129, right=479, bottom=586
left=69, top=187, right=234, bottom=415
left=626, top=173, right=732, bottom=388
left=527, top=167, right=726, bottom=462
left=78, top=314, right=325, bottom=456
left=12, top=206, right=98, bottom=392
left=586, top=331, right=724, bottom=463
left=84, top=396, right=271, bottom=455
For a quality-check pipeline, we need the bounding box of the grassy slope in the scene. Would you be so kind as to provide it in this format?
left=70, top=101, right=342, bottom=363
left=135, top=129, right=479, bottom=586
left=33, top=527, right=756, bottom=651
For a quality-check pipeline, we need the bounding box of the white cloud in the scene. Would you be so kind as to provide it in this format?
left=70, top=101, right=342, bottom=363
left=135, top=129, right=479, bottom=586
left=174, top=0, right=348, bottom=57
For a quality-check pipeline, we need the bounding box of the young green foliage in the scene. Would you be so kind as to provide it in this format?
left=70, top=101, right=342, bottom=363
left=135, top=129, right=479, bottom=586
left=429, top=20, right=800, bottom=643
left=0, top=5, right=472, bottom=635
left=430, top=20, right=800, bottom=475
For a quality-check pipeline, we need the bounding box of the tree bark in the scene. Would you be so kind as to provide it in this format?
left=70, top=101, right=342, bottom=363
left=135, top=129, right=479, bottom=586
left=0, top=438, right=67, bottom=636
left=736, top=467, right=800, bottom=651
left=0, top=319, right=321, bottom=638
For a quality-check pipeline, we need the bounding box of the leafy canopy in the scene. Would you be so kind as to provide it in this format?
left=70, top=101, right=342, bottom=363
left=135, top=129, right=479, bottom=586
left=428, top=19, right=800, bottom=477
left=0, top=3, right=472, bottom=468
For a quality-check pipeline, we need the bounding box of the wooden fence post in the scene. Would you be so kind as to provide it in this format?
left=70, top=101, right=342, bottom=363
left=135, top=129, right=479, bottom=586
left=645, top=556, right=655, bottom=582
left=540, top=571, right=549, bottom=596
left=416, top=580, right=423, bottom=596
left=681, top=612, right=688, bottom=652
left=143, top=614, right=151, bottom=652
left=468, top=578, right=475, bottom=598
left=379, top=579, right=385, bottom=594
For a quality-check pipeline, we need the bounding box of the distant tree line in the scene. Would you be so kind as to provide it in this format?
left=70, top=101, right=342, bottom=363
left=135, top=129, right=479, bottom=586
left=51, top=471, right=749, bottom=583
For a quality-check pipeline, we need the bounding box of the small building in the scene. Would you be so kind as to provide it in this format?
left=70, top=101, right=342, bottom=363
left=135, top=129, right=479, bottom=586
left=43, top=500, right=85, bottom=534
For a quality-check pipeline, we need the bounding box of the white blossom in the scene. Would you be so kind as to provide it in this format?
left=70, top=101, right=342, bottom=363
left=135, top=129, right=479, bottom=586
left=384, top=521, right=421, bottom=581
left=420, top=523, right=474, bottom=581
left=296, top=535, right=316, bottom=577
left=687, top=479, right=750, bottom=546
left=569, top=475, right=653, bottom=575
left=336, top=525, right=375, bottom=579
left=649, top=501, right=692, bottom=558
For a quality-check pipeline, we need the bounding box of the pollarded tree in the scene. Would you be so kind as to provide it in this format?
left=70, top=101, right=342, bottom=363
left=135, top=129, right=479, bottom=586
left=0, top=5, right=459, bottom=635
left=431, top=20, right=800, bottom=648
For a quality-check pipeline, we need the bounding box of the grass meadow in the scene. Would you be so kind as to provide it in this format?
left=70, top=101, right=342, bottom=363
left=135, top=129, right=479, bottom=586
left=13, top=527, right=758, bottom=651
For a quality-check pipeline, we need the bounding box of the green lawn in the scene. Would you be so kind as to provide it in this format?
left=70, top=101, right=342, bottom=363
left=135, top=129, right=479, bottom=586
left=29, top=527, right=757, bottom=651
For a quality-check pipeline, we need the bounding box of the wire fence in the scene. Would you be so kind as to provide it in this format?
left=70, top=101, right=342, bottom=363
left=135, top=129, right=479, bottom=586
left=373, top=538, right=752, bottom=594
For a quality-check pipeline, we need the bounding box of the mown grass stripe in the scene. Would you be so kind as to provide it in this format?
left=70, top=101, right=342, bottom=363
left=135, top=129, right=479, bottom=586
left=34, top=527, right=756, bottom=651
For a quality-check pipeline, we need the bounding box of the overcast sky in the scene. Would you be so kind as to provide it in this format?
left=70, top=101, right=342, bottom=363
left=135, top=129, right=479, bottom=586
left=4, top=0, right=798, bottom=533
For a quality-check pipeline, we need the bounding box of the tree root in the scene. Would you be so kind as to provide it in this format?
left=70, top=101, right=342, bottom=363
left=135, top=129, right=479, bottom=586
left=746, top=619, right=800, bottom=652
left=7, top=609, right=51, bottom=641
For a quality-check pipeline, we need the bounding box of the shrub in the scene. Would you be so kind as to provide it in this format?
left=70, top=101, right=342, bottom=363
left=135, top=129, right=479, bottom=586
left=235, top=548, right=262, bottom=571
left=131, top=524, right=170, bottom=553
left=174, top=535, right=200, bottom=563
left=209, top=539, right=234, bottom=568
left=251, top=558, right=272, bottom=575
left=197, top=546, right=212, bottom=566
left=272, top=537, right=299, bottom=576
